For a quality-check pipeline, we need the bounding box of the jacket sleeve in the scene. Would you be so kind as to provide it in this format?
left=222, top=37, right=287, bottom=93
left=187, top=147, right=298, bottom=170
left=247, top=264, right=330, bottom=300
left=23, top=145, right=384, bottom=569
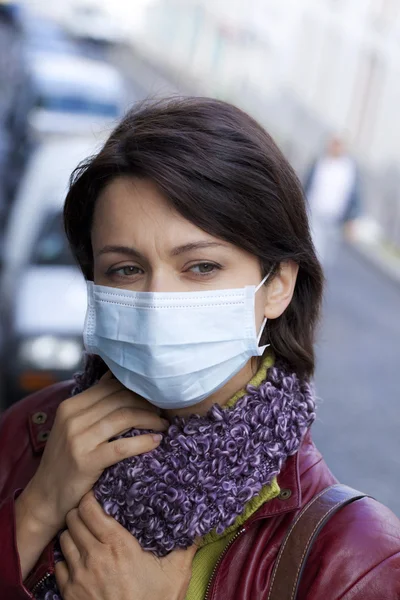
left=298, top=496, right=400, bottom=599
left=342, top=163, right=363, bottom=223
left=0, top=383, right=72, bottom=598
left=0, top=490, right=34, bottom=599
left=302, top=161, right=316, bottom=197
left=342, top=552, right=400, bottom=599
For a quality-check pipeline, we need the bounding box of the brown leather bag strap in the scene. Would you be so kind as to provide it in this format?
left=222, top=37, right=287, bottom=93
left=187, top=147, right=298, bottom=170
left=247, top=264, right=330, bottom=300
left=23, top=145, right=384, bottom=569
left=267, top=484, right=370, bottom=600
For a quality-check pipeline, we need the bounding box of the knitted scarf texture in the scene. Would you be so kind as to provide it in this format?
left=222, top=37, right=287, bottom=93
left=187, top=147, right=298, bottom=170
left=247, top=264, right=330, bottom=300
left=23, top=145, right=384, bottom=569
left=35, top=355, right=316, bottom=600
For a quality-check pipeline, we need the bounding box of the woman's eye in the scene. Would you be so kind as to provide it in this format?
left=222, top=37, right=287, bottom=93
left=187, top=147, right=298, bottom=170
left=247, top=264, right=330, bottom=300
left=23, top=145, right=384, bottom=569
left=189, top=263, right=219, bottom=275
left=110, top=266, right=143, bottom=277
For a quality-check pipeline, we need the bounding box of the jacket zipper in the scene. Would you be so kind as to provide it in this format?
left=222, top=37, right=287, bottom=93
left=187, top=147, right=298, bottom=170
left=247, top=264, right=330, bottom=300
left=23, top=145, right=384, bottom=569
left=25, top=586, right=35, bottom=600
left=204, top=527, right=246, bottom=600
left=30, top=569, right=54, bottom=597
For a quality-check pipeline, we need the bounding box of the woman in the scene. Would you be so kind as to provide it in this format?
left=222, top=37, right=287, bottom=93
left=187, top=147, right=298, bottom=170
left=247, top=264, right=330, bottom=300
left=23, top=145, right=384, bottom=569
left=0, top=97, right=399, bottom=600
left=303, top=136, right=363, bottom=267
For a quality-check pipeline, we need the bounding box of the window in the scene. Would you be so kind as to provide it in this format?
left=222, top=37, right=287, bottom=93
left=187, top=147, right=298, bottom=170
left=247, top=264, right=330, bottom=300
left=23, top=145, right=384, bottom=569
left=31, top=211, right=74, bottom=266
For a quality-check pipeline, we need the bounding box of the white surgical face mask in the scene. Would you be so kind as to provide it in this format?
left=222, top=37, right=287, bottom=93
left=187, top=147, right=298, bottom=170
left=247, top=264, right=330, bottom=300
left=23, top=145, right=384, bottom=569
left=83, top=272, right=272, bottom=409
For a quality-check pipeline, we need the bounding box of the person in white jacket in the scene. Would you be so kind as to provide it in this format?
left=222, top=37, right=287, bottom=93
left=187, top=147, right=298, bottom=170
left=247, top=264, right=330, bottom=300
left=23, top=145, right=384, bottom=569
left=304, top=137, right=363, bottom=266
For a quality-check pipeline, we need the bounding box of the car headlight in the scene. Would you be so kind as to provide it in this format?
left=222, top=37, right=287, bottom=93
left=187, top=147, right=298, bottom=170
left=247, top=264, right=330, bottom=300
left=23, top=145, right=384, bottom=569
left=19, top=336, right=83, bottom=370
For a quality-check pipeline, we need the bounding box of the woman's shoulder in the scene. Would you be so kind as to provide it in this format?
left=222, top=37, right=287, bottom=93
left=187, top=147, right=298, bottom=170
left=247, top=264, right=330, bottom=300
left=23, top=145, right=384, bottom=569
left=325, top=494, right=400, bottom=559
left=299, top=494, right=400, bottom=599
left=0, top=380, right=75, bottom=431
left=0, top=381, right=74, bottom=496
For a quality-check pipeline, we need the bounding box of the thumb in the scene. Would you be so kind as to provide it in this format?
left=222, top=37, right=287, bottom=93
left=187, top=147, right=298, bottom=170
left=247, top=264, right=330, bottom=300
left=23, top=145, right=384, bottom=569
left=162, top=542, right=199, bottom=569
left=100, top=370, right=114, bottom=382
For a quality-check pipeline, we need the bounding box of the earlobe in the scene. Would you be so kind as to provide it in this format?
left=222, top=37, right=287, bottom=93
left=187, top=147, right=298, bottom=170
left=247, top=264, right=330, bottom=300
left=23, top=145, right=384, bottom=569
left=263, top=261, right=299, bottom=319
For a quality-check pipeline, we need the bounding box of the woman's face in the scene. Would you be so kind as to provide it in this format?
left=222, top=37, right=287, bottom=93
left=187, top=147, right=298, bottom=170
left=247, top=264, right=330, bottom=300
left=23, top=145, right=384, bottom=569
left=91, top=176, right=297, bottom=417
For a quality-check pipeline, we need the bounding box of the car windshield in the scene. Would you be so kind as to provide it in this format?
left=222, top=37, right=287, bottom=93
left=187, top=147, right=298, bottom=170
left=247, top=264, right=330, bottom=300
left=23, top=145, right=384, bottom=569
left=31, top=211, right=75, bottom=266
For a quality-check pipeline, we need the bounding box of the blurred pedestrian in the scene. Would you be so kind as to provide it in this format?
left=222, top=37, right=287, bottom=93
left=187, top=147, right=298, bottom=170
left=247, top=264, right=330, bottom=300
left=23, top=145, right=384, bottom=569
left=0, top=99, right=399, bottom=600
left=304, top=136, right=363, bottom=266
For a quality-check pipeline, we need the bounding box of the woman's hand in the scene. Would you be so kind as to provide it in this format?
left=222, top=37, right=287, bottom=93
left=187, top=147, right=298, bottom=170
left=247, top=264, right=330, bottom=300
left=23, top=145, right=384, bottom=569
left=16, top=373, right=168, bottom=580
left=19, top=373, right=168, bottom=535
left=55, top=491, right=197, bottom=600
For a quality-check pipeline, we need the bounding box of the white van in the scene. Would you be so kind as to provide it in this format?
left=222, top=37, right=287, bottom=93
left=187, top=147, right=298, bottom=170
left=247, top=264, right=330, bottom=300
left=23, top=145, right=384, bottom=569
left=0, top=137, right=103, bottom=408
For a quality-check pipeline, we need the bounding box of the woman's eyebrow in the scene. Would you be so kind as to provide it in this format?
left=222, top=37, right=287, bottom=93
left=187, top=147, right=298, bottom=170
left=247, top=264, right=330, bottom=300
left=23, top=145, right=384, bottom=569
left=96, top=245, right=145, bottom=260
left=170, top=241, right=227, bottom=256
left=95, top=241, right=227, bottom=259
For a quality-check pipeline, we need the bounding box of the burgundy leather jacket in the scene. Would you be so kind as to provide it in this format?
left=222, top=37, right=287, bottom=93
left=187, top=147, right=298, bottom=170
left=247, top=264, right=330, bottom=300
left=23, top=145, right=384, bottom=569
left=1, top=382, right=400, bottom=599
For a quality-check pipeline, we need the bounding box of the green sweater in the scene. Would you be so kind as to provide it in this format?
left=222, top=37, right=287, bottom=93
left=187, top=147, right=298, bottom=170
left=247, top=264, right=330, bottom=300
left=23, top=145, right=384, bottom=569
left=185, top=353, right=280, bottom=600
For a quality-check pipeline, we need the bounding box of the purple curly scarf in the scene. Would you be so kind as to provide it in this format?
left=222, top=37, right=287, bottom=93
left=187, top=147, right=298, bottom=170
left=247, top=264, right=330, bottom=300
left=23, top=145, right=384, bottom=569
left=35, top=358, right=315, bottom=600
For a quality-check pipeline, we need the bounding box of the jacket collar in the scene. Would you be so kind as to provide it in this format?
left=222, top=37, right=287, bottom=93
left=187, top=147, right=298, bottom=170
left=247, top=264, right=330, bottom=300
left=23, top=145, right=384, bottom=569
left=249, top=451, right=302, bottom=522
left=245, top=430, right=320, bottom=523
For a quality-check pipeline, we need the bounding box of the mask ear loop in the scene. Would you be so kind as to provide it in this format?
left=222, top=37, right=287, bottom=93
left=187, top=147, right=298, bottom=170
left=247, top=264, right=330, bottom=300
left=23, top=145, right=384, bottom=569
left=255, top=265, right=275, bottom=293
left=255, top=265, right=275, bottom=348
left=257, top=317, right=268, bottom=346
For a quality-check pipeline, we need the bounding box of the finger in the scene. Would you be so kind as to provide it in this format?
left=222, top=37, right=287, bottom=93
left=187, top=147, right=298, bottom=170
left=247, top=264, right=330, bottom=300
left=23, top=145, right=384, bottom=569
left=59, top=528, right=81, bottom=569
left=94, top=431, right=164, bottom=470
left=177, top=543, right=199, bottom=559
left=93, top=387, right=159, bottom=414
left=67, top=390, right=164, bottom=437
left=100, top=370, right=114, bottom=382
left=78, top=491, right=133, bottom=544
left=87, top=407, right=169, bottom=444
left=55, top=560, right=69, bottom=593
left=60, top=377, right=124, bottom=416
left=95, top=378, right=162, bottom=415
left=76, top=388, right=161, bottom=430
left=98, top=372, right=160, bottom=414
left=66, top=507, right=100, bottom=555
left=159, top=542, right=198, bottom=572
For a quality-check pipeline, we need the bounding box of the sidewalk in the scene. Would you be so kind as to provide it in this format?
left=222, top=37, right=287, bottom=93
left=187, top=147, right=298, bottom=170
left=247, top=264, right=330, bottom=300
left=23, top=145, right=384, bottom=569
left=352, top=238, right=400, bottom=287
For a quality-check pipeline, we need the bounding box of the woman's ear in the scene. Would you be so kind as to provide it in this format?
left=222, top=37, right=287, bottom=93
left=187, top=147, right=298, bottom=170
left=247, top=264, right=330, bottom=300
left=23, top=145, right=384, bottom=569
left=264, top=261, right=299, bottom=319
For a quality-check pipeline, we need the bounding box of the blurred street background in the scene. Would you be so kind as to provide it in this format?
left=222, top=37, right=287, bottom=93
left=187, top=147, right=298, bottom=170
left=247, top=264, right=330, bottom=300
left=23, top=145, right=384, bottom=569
left=0, top=0, right=399, bottom=514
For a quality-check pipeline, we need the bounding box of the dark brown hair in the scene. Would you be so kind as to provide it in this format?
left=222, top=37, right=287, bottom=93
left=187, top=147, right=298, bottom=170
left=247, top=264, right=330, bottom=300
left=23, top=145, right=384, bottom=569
left=64, top=97, right=324, bottom=378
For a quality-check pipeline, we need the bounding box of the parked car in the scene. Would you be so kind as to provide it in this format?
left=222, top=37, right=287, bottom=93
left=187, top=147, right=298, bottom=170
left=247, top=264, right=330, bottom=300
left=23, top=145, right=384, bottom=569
left=1, top=9, right=126, bottom=228
left=27, top=53, right=126, bottom=137
left=19, top=11, right=126, bottom=137
left=0, top=137, right=102, bottom=409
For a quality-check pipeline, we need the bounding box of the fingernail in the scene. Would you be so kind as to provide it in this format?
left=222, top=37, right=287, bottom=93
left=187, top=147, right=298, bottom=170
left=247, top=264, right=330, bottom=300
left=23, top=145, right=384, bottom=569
left=153, top=434, right=163, bottom=443
left=162, top=419, right=170, bottom=428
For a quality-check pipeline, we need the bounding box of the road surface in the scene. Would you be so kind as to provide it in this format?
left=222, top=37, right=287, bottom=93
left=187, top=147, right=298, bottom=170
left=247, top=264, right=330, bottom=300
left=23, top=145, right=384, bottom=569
left=313, top=244, right=400, bottom=515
